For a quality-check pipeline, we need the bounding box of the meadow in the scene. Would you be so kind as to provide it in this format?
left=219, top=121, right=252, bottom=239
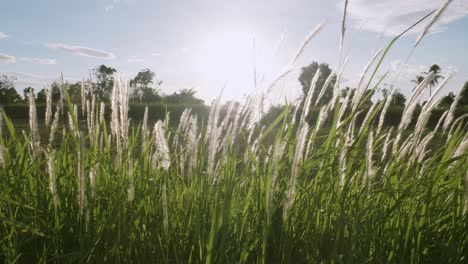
left=1, top=6, right=468, bottom=264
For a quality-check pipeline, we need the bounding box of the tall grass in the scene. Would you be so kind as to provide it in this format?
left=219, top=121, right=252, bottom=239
left=1, top=9, right=468, bottom=264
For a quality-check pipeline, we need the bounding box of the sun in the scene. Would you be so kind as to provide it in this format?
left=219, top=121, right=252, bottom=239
left=195, top=29, right=256, bottom=92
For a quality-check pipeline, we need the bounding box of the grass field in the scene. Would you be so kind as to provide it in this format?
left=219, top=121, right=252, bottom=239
left=1, top=7, right=468, bottom=264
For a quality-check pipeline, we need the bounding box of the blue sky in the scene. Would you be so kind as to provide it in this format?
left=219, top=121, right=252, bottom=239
left=1, top=0, right=467, bottom=103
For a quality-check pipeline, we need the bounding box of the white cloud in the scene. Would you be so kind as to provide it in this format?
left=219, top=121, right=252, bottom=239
left=20, top=57, right=57, bottom=65
left=0, top=71, right=79, bottom=86
left=46, top=43, right=115, bottom=59
left=181, top=47, right=190, bottom=53
left=151, top=53, right=161, bottom=57
left=0, top=32, right=8, bottom=39
left=104, top=0, right=121, bottom=12
left=0, top=53, right=16, bottom=63
left=104, top=5, right=114, bottom=12
left=342, top=0, right=468, bottom=36
left=128, top=56, right=144, bottom=63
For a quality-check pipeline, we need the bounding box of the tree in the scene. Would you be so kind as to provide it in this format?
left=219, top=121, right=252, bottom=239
left=0, top=75, right=21, bottom=104
left=380, top=86, right=406, bottom=107
left=94, top=64, right=116, bottom=101
left=411, top=75, right=425, bottom=87
left=23, top=87, right=35, bottom=102
left=438, top=92, right=455, bottom=108
left=130, top=69, right=162, bottom=103
left=423, top=64, right=444, bottom=97
left=165, top=88, right=204, bottom=105
left=298, top=62, right=336, bottom=106
left=340, top=87, right=374, bottom=107
left=391, top=91, right=407, bottom=107
left=459, top=81, right=468, bottom=107
left=36, top=82, right=62, bottom=104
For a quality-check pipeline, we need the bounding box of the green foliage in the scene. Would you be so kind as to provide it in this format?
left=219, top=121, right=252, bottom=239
left=165, top=89, right=204, bottom=105
left=130, top=69, right=163, bottom=103
left=0, top=75, right=22, bottom=104
left=299, top=62, right=335, bottom=106
left=94, top=64, right=116, bottom=101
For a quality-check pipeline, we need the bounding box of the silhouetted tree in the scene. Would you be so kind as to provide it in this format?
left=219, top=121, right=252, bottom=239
left=165, top=88, right=204, bottom=105
left=94, top=65, right=116, bottom=101
left=23, top=87, right=35, bottom=102
left=130, top=69, right=162, bottom=103
left=424, top=64, right=444, bottom=96
left=438, top=92, right=455, bottom=108
left=0, top=75, right=21, bottom=104
left=299, top=62, right=336, bottom=106
left=459, top=81, right=468, bottom=106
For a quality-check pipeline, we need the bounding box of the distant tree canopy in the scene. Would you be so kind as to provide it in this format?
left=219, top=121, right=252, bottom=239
left=460, top=81, right=468, bottom=106
left=94, top=64, right=116, bottom=101
left=438, top=92, right=455, bottom=108
left=165, top=88, right=204, bottom=105
left=339, top=87, right=375, bottom=107
left=130, top=69, right=163, bottom=103
left=381, top=87, right=406, bottom=107
left=0, top=75, right=21, bottom=104
left=298, top=62, right=336, bottom=106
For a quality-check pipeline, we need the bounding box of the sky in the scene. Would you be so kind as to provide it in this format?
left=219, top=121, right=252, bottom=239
left=1, top=0, right=468, bottom=104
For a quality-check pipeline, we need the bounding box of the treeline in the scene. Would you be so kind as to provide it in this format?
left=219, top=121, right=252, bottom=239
left=0, top=65, right=204, bottom=106
left=1, top=62, right=467, bottom=130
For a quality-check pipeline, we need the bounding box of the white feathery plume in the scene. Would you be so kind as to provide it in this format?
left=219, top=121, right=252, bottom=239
left=141, top=106, right=148, bottom=153
left=339, top=147, right=347, bottom=187
left=48, top=107, right=60, bottom=146
left=283, top=123, right=309, bottom=220
left=381, top=128, right=394, bottom=162
left=337, top=87, right=354, bottom=127
left=28, top=90, right=40, bottom=155
left=358, top=102, right=378, bottom=135
left=416, top=132, right=435, bottom=163
left=327, top=56, right=348, bottom=113
left=447, top=114, right=468, bottom=141
left=45, top=84, right=53, bottom=126
left=118, top=78, right=129, bottom=143
left=301, top=68, right=321, bottom=125
left=414, top=73, right=453, bottom=144
left=434, top=110, right=449, bottom=133
left=99, top=102, right=105, bottom=125
left=340, top=0, right=349, bottom=51
left=443, top=86, right=463, bottom=131
left=47, top=150, right=58, bottom=210
left=415, top=0, right=454, bottom=47
left=452, top=137, right=468, bottom=159
left=351, top=48, right=383, bottom=112
left=398, top=72, right=435, bottom=132
left=365, top=131, right=375, bottom=186
left=81, top=79, right=86, bottom=116
left=187, top=115, right=199, bottom=178
left=289, top=20, right=326, bottom=66
left=315, top=71, right=336, bottom=106
left=464, top=168, right=468, bottom=216
left=267, top=66, right=293, bottom=93
left=153, top=121, right=170, bottom=171
left=173, top=108, right=191, bottom=150
left=377, top=88, right=395, bottom=135
left=86, top=99, right=91, bottom=133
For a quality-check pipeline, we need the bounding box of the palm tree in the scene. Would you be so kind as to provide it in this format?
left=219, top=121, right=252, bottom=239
left=423, top=64, right=444, bottom=97
left=411, top=75, right=425, bottom=87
